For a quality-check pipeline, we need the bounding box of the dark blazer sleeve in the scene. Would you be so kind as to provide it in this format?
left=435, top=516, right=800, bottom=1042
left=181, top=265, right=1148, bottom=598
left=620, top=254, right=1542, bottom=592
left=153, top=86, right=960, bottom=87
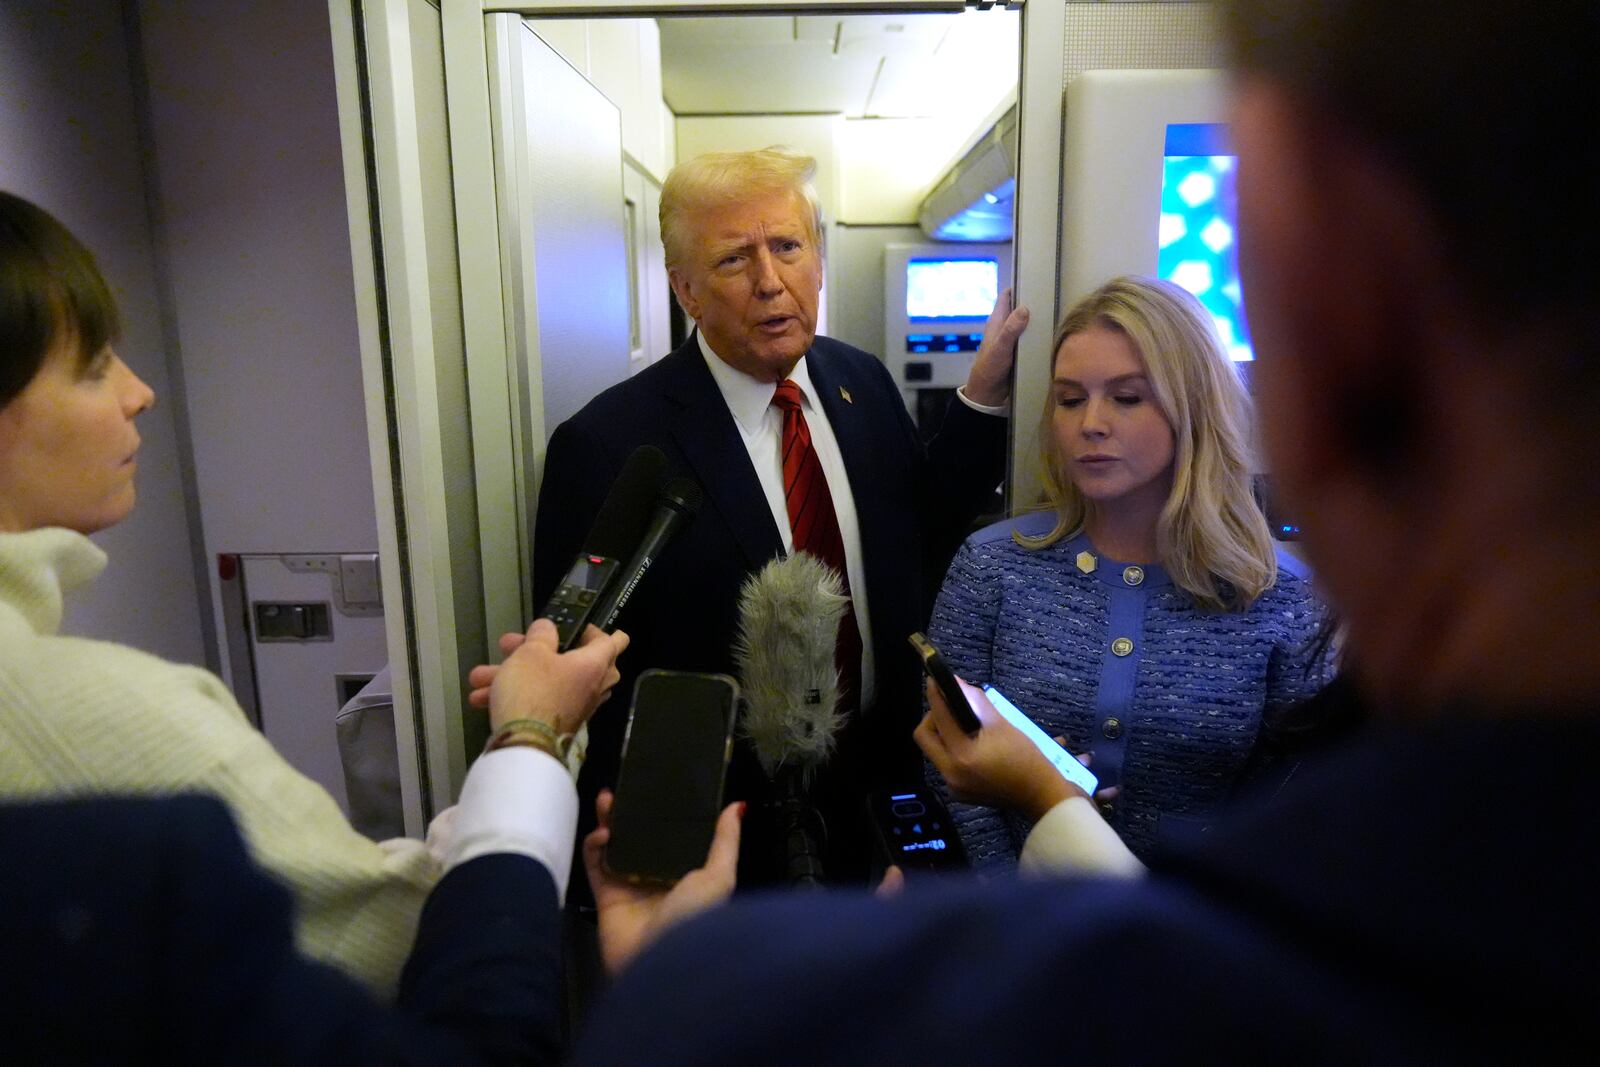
left=398, top=853, right=565, bottom=1065
left=0, top=796, right=564, bottom=1066
left=828, top=336, right=1008, bottom=609
left=917, top=395, right=1009, bottom=589
left=569, top=872, right=1390, bottom=1067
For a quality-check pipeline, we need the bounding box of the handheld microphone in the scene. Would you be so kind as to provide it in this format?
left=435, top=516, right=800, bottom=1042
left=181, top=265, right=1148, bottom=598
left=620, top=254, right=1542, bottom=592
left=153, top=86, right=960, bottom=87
left=540, top=445, right=666, bottom=650
left=733, top=552, right=849, bottom=887
left=594, top=476, right=703, bottom=631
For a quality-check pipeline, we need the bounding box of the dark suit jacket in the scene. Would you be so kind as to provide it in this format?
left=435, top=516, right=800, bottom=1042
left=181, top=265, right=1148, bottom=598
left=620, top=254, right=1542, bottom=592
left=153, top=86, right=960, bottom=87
left=573, top=710, right=1600, bottom=1064
left=534, top=334, right=1007, bottom=885
left=0, top=795, right=562, bottom=1065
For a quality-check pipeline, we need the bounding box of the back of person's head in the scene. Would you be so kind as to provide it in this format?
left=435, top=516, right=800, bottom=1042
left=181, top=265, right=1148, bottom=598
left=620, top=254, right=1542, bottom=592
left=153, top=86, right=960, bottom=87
left=659, top=147, right=825, bottom=270
left=0, top=192, right=120, bottom=408
left=1024, top=275, right=1275, bottom=610
left=1223, top=2, right=1597, bottom=706
left=1223, top=0, right=1597, bottom=409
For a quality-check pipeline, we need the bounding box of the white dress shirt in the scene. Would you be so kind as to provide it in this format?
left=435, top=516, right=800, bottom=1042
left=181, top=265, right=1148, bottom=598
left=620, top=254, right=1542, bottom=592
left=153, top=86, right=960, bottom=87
left=698, top=332, right=878, bottom=707
left=429, top=747, right=578, bottom=901
left=696, top=331, right=1007, bottom=711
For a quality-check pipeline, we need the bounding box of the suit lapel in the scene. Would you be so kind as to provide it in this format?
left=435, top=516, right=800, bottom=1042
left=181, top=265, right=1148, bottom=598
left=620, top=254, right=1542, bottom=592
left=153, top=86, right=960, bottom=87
left=661, top=335, right=784, bottom=571
left=807, top=344, right=895, bottom=617
left=807, top=344, right=878, bottom=531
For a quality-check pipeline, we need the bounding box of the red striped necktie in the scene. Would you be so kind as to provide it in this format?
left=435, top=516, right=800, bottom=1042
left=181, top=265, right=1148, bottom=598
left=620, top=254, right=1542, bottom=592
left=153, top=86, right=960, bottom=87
left=771, top=378, right=862, bottom=709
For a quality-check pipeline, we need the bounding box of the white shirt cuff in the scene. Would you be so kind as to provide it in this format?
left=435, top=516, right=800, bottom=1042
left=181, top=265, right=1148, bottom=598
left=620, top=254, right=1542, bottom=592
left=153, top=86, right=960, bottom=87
left=955, top=385, right=1009, bottom=417
left=1019, top=796, right=1146, bottom=879
left=438, top=746, right=579, bottom=903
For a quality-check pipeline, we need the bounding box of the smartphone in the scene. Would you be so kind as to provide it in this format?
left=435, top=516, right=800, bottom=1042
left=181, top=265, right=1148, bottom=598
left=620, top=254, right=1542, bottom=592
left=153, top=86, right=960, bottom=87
left=908, top=632, right=982, bottom=733
left=605, top=670, right=739, bottom=885
left=981, top=685, right=1100, bottom=797
left=867, top=787, right=969, bottom=876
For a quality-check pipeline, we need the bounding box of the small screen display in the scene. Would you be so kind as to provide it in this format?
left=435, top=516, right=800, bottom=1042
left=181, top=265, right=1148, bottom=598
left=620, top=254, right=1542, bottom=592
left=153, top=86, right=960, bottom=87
left=906, top=258, right=998, bottom=320
left=562, top=555, right=613, bottom=592
left=1159, top=123, right=1253, bottom=362
left=868, top=789, right=967, bottom=873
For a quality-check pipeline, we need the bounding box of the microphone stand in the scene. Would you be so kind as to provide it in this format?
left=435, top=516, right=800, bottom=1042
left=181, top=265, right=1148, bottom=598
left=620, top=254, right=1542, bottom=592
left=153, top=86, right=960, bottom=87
left=773, top=764, right=826, bottom=889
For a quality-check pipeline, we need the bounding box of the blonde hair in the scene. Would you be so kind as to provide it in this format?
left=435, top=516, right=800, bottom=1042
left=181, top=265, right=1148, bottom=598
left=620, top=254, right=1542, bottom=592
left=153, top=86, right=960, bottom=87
left=659, top=147, right=825, bottom=269
left=1020, top=276, right=1277, bottom=611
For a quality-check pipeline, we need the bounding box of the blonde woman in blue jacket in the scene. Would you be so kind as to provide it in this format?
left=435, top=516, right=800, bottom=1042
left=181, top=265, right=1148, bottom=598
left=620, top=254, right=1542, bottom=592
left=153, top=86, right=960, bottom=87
left=919, top=276, right=1332, bottom=869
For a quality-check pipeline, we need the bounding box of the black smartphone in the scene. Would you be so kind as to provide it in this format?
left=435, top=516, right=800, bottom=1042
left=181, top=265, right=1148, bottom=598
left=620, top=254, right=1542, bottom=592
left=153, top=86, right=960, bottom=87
left=908, top=632, right=982, bottom=733
left=867, top=787, right=970, bottom=877
left=605, top=669, right=739, bottom=885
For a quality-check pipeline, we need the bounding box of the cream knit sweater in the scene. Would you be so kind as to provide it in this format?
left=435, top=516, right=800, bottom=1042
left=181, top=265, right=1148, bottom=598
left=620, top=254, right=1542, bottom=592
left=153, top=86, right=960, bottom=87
left=0, top=528, right=439, bottom=997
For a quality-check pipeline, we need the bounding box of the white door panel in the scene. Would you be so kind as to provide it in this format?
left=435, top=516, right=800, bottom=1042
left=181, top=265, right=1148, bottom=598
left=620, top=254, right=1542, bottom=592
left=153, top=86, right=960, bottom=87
left=512, top=24, right=631, bottom=438
left=235, top=554, right=390, bottom=813
left=489, top=16, right=632, bottom=593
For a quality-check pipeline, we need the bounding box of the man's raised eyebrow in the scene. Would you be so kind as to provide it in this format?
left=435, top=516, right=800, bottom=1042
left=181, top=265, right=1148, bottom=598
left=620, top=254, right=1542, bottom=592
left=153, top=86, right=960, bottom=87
left=706, top=237, right=753, bottom=259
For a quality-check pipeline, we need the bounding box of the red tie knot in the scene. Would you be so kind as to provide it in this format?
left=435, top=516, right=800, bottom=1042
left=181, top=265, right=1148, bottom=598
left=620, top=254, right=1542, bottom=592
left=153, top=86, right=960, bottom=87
left=771, top=379, right=804, bottom=413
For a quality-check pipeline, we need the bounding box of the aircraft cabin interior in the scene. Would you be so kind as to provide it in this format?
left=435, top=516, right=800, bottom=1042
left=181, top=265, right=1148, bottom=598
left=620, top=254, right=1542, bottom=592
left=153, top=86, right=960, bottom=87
left=0, top=0, right=1284, bottom=838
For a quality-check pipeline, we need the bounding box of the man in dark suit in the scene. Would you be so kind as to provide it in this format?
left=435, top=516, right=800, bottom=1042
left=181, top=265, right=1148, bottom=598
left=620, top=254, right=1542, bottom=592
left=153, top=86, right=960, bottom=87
left=534, top=147, right=1029, bottom=886
left=566, top=1, right=1600, bottom=1061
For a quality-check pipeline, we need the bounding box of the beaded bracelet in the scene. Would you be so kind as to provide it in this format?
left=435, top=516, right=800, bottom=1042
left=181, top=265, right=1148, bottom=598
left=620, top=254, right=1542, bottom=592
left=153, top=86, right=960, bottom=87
left=491, top=732, right=561, bottom=761
left=484, top=718, right=574, bottom=761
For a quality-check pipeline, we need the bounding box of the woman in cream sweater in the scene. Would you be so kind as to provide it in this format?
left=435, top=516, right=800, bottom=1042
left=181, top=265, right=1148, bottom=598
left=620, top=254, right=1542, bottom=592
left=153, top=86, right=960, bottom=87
left=1, top=190, right=445, bottom=996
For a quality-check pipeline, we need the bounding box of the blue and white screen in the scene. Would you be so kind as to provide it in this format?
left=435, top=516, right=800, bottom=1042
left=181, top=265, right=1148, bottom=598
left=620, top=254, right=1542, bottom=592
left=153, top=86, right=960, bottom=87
left=906, top=258, right=999, bottom=321
left=1159, top=123, right=1253, bottom=362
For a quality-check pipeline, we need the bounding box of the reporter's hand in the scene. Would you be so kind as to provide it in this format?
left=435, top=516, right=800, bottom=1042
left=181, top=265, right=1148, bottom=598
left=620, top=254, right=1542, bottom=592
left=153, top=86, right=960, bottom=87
left=582, top=790, right=743, bottom=975
left=471, top=626, right=633, bottom=714
left=961, top=287, right=1030, bottom=407
left=466, top=630, right=529, bottom=709
left=1060, top=745, right=1120, bottom=807
left=486, top=621, right=628, bottom=733
left=914, top=677, right=1084, bottom=822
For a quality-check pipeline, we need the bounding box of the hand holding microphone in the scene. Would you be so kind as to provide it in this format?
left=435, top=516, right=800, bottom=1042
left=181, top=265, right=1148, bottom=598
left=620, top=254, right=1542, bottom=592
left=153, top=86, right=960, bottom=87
left=485, top=620, right=630, bottom=736
left=467, top=627, right=569, bottom=709
left=468, top=445, right=701, bottom=707
left=541, top=445, right=670, bottom=651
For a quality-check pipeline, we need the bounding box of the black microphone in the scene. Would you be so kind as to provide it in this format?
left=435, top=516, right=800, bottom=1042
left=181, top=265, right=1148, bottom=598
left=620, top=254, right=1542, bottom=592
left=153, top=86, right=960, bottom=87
left=732, top=552, right=849, bottom=887
left=594, top=476, right=703, bottom=631
left=540, top=445, right=666, bottom=650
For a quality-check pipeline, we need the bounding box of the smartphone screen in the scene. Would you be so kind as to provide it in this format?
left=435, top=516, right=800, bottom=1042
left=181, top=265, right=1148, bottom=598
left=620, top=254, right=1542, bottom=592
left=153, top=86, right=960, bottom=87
left=982, top=685, right=1100, bottom=797
left=606, top=670, right=738, bottom=885
left=866, top=787, right=969, bottom=875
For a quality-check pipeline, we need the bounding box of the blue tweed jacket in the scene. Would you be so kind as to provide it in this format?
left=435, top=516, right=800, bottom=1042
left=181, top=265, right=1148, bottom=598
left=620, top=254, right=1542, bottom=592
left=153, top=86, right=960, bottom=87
left=929, top=511, right=1332, bottom=864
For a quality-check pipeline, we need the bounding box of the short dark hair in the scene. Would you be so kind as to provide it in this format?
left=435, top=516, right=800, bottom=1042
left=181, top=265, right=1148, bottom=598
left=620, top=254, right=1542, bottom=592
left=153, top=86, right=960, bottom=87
left=0, top=191, right=121, bottom=407
left=1222, top=1, right=1596, bottom=346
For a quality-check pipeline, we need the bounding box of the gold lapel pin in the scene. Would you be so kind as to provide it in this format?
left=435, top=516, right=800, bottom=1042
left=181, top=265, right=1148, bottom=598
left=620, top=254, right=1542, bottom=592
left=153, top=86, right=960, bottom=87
left=839, top=386, right=853, bottom=405
left=1075, top=551, right=1098, bottom=575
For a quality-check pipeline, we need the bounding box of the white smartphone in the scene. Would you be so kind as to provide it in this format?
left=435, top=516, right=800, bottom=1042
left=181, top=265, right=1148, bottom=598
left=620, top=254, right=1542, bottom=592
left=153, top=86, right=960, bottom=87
left=981, top=685, right=1100, bottom=797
